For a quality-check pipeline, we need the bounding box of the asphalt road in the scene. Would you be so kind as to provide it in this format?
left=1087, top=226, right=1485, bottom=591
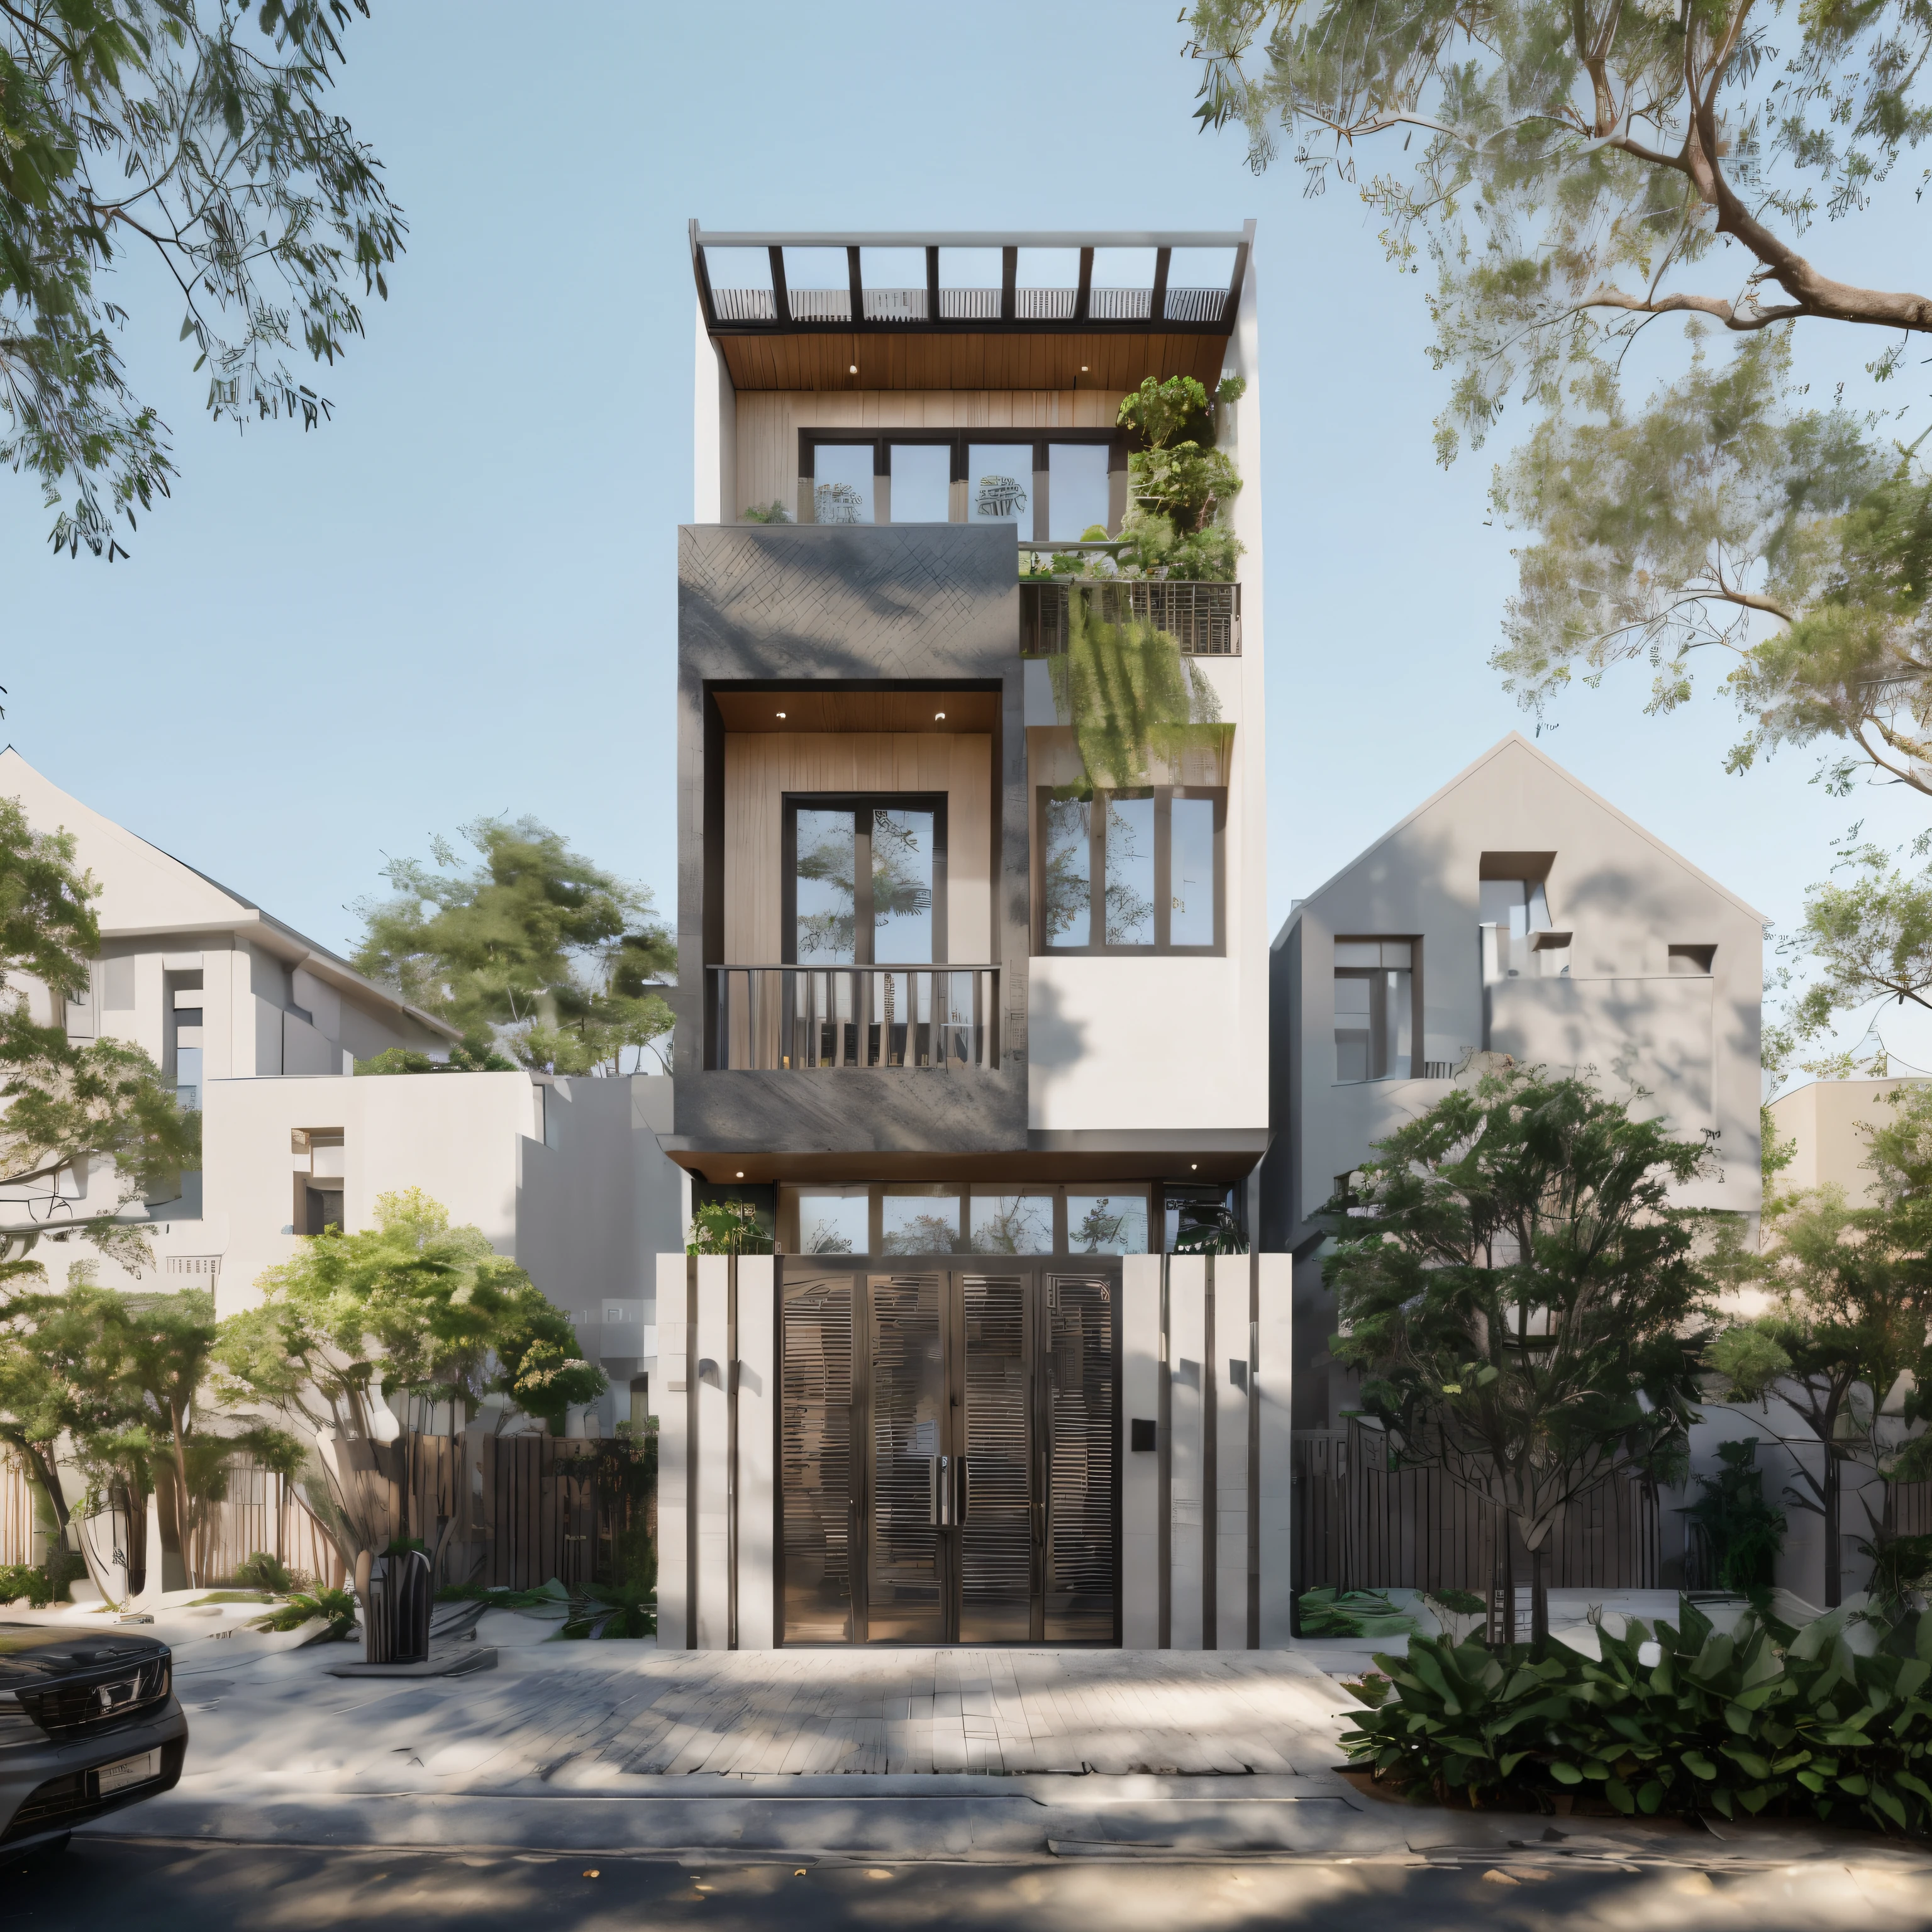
left=4, top=1836, right=1924, bottom=1932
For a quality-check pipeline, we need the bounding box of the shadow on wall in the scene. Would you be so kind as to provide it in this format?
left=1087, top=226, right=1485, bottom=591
left=1019, top=970, right=1090, bottom=1123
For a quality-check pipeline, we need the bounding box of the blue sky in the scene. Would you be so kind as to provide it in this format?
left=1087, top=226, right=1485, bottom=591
left=5, top=1, right=1926, bottom=1064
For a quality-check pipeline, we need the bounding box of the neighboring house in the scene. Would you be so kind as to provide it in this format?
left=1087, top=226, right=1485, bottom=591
left=655, top=223, right=1293, bottom=1651
left=1766, top=1076, right=1929, bottom=1205
left=1263, top=732, right=1765, bottom=1433
left=0, top=750, right=686, bottom=1428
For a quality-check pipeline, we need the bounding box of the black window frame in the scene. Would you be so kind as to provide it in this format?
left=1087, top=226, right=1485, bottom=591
left=797, top=429, right=1124, bottom=536
left=782, top=792, right=950, bottom=966
left=1034, top=785, right=1226, bottom=957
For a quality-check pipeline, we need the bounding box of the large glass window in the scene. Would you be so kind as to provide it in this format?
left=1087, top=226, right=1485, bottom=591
left=796, top=432, right=1116, bottom=533
left=785, top=796, right=945, bottom=965
left=1170, top=796, right=1216, bottom=947
left=1048, top=443, right=1111, bottom=540
left=813, top=442, right=874, bottom=525
left=882, top=1191, right=963, bottom=1255
left=1041, top=796, right=1092, bottom=949
left=1334, top=941, right=1415, bottom=1083
left=1036, top=788, right=1224, bottom=954
left=967, top=443, right=1033, bottom=524
left=889, top=443, right=951, bottom=523
left=1067, top=1194, right=1148, bottom=1255
left=797, top=1189, right=869, bottom=1256
left=970, top=1194, right=1055, bottom=1255
left=778, top=1184, right=1150, bottom=1257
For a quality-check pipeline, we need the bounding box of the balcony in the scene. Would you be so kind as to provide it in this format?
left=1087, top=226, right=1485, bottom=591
left=1019, top=580, right=1241, bottom=657
left=711, top=965, right=999, bottom=1072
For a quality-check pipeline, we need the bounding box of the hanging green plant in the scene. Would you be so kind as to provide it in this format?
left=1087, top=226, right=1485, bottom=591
left=1047, top=590, right=1231, bottom=798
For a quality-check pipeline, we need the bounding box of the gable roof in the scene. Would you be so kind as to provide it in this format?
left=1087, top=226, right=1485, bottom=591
left=0, top=747, right=460, bottom=1040
left=1274, top=731, right=1767, bottom=946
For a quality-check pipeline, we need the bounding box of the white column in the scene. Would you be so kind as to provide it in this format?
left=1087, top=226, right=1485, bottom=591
left=1168, top=1255, right=1207, bottom=1649
left=734, top=1255, right=776, bottom=1650
left=695, top=1254, right=732, bottom=1650
left=1257, top=1251, right=1294, bottom=1646
left=655, top=1250, right=691, bottom=1649
left=1121, top=1253, right=1162, bottom=1648
left=1215, top=1255, right=1252, bottom=1650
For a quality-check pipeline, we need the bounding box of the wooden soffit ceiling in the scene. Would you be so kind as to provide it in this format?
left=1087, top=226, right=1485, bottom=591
left=716, top=331, right=1230, bottom=394
left=713, top=689, right=1000, bottom=735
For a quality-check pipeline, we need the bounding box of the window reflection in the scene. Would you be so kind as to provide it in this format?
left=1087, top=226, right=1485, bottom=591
left=968, top=443, right=1032, bottom=523
left=882, top=1194, right=963, bottom=1254
left=870, top=808, right=934, bottom=962
left=1067, top=1195, right=1148, bottom=1255
left=970, top=1195, right=1055, bottom=1255
left=813, top=443, right=874, bottom=524
left=794, top=810, right=857, bottom=963
left=797, top=1191, right=869, bottom=1255
left=1042, top=796, right=1092, bottom=948
left=1103, top=796, right=1155, bottom=947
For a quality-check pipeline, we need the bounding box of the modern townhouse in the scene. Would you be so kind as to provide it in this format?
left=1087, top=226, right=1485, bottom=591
left=653, top=224, right=1295, bottom=1652
left=0, top=750, right=684, bottom=1422
left=1263, top=731, right=1765, bottom=1438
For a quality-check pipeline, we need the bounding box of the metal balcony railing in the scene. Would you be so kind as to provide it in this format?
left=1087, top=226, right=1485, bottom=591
left=709, top=965, right=999, bottom=1072
left=1019, top=580, right=1241, bottom=657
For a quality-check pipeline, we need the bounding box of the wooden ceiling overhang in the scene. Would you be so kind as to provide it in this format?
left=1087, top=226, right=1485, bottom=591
left=693, top=223, right=1252, bottom=395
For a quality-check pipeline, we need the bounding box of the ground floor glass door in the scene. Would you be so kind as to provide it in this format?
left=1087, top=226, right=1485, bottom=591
left=779, top=1262, right=1118, bottom=1645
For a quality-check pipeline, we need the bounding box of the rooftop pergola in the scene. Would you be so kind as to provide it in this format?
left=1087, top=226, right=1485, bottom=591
left=689, top=222, right=1255, bottom=392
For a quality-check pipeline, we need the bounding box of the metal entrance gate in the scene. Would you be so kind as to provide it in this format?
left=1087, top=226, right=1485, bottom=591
left=778, top=1261, right=1119, bottom=1645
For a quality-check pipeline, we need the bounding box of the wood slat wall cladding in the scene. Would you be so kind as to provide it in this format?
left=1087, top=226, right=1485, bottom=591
left=724, top=733, right=994, bottom=965
left=733, top=386, right=1136, bottom=523
left=718, top=332, right=1227, bottom=397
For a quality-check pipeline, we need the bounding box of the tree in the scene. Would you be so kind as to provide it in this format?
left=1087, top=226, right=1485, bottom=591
left=352, top=818, right=675, bottom=1075
left=1326, top=1065, right=1714, bottom=1643
left=0, top=795, right=198, bottom=1275
left=1710, top=1090, right=1932, bottom=1602
left=216, top=1188, right=604, bottom=1566
left=1180, top=0, right=1932, bottom=1040
left=3, top=0, right=404, bottom=560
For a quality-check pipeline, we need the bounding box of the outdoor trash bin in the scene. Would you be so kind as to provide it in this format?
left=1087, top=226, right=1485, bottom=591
left=364, top=1548, right=433, bottom=1664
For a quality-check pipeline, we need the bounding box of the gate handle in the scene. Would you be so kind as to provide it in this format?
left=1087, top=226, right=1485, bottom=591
left=956, top=1455, right=968, bottom=1526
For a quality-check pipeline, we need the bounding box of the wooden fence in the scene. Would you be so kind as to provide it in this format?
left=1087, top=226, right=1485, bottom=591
left=1292, top=1423, right=1660, bottom=1598
left=311, top=1429, right=652, bottom=1594
left=9, top=1428, right=654, bottom=1597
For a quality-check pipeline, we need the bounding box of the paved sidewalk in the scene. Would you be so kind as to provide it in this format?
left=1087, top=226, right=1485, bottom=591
left=72, top=1633, right=1932, bottom=1880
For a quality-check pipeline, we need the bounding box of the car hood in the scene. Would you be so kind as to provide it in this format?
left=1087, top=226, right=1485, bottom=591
left=0, top=1624, right=169, bottom=1685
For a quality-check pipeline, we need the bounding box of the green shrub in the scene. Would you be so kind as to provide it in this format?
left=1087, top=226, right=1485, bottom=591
left=1343, top=1596, right=1932, bottom=1835
left=0, top=1563, right=55, bottom=1607
left=1297, top=1586, right=1420, bottom=1638
left=233, top=1551, right=308, bottom=1595
left=252, top=1587, right=358, bottom=1640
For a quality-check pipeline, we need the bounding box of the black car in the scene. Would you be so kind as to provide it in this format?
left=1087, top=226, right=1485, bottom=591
left=0, top=1625, right=187, bottom=1855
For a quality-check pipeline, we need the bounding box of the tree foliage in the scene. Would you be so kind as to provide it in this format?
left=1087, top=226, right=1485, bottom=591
left=1709, top=1135, right=1932, bottom=1604
left=1326, top=1065, right=1715, bottom=1637
left=352, top=817, right=675, bottom=1076
left=3, top=0, right=402, bottom=559
left=216, top=1187, right=600, bottom=1441
left=1181, top=0, right=1932, bottom=1041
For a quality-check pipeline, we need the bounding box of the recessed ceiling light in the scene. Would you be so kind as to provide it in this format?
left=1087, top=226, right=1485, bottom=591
left=1080, top=364, right=1089, bottom=372
left=848, top=364, right=858, bottom=374
left=934, top=711, right=946, bottom=721
left=775, top=710, right=786, bottom=719
left=1191, top=1163, right=1199, bottom=1170
left=735, top=1171, right=745, bottom=1179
